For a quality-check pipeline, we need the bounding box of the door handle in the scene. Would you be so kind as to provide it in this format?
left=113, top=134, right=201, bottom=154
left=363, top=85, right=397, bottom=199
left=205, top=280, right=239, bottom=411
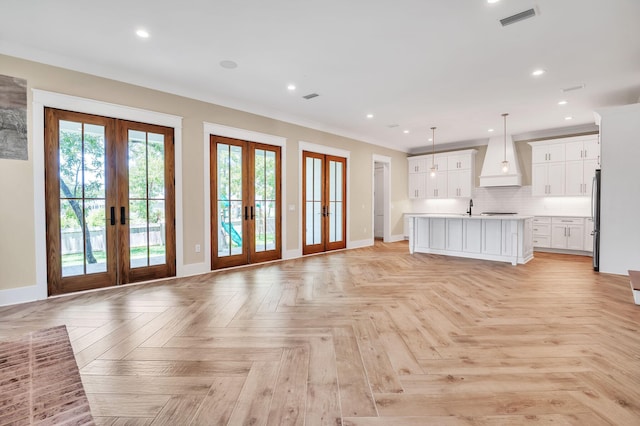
left=244, top=206, right=249, bottom=220
left=120, top=207, right=126, bottom=225
left=250, top=206, right=254, bottom=220
left=110, top=206, right=115, bottom=226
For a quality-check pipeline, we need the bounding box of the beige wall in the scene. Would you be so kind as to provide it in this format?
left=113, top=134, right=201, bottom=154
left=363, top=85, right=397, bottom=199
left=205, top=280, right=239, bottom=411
left=0, top=54, right=408, bottom=291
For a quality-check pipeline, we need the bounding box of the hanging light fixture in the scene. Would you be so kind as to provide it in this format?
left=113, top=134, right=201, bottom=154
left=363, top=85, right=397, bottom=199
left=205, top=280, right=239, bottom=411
left=501, top=113, right=510, bottom=174
left=430, top=127, right=437, bottom=177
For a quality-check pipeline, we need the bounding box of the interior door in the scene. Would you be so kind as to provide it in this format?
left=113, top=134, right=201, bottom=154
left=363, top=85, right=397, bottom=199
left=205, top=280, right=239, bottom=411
left=45, top=108, right=176, bottom=296
left=302, top=151, right=347, bottom=255
left=211, top=135, right=281, bottom=269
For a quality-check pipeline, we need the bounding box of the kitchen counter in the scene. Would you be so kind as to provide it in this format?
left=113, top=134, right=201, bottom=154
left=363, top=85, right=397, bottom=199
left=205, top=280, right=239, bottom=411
left=405, top=213, right=535, bottom=220
left=406, top=214, right=534, bottom=265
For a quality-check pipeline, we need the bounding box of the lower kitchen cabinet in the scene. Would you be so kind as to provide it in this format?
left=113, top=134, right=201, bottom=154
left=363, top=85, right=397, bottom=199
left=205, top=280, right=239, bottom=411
left=429, top=218, right=446, bottom=250
left=406, top=215, right=533, bottom=265
left=482, top=220, right=502, bottom=255
left=463, top=219, right=482, bottom=253
left=550, top=217, right=585, bottom=251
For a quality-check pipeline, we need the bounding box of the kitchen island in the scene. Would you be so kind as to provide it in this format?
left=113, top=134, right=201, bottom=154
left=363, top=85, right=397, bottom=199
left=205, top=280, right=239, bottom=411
left=405, top=213, right=534, bottom=265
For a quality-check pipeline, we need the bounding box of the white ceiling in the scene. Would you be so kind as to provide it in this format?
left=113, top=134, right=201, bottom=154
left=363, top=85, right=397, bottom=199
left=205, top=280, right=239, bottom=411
left=2, top=0, right=639, bottom=152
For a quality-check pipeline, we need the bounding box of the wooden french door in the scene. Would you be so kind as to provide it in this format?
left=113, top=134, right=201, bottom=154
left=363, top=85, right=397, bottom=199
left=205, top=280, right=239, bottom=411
left=302, top=151, right=347, bottom=255
left=211, top=135, right=281, bottom=269
left=44, top=108, right=175, bottom=296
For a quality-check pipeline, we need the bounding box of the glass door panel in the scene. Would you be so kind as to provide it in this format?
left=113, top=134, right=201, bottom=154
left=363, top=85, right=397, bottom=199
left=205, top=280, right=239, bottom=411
left=216, top=143, right=244, bottom=259
left=127, top=130, right=168, bottom=269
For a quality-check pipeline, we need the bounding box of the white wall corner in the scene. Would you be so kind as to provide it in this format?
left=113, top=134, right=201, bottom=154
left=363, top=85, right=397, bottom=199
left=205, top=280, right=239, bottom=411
left=283, top=249, right=302, bottom=260
left=388, top=234, right=406, bottom=243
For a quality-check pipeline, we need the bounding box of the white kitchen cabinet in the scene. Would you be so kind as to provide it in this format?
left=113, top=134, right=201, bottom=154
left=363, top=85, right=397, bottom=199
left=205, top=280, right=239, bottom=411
left=429, top=218, right=446, bottom=250
left=565, top=137, right=600, bottom=162
left=532, top=216, right=551, bottom=248
left=415, top=216, right=430, bottom=250
left=463, top=219, right=482, bottom=253
left=447, top=153, right=473, bottom=170
left=551, top=217, right=584, bottom=250
left=408, top=173, right=426, bottom=199
left=407, top=149, right=476, bottom=199
left=482, top=220, right=502, bottom=255
left=447, top=169, right=472, bottom=198
left=446, top=219, right=463, bottom=251
left=408, top=156, right=428, bottom=174
left=532, top=143, right=565, bottom=163
left=426, top=171, right=447, bottom=198
left=565, top=159, right=598, bottom=196
left=532, top=162, right=565, bottom=196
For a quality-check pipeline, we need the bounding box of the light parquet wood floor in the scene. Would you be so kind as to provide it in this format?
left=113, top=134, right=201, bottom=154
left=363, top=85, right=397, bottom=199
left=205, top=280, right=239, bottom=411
left=1, top=241, right=640, bottom=425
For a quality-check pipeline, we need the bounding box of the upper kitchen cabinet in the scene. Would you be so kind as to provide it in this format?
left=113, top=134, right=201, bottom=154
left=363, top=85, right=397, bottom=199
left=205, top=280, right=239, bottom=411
left=407, top=149, right=476, bottom=199
left=565, top=136, right=600, bottom=163
left=529, top=135, right=600, bottom=197
left=408, top=156, right=428, bottom=174
left=532, top=143, right=565, bottom=163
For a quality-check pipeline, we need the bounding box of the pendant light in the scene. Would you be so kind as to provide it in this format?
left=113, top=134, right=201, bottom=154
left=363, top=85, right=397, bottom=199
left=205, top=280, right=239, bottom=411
left=430, top=127, right=437, bottom=177
left=501, top=113, right=510, bottom=174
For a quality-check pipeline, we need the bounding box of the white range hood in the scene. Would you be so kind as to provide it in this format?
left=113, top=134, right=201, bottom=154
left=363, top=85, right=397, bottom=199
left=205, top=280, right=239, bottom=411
left=479, top=135, right=522, bottom=187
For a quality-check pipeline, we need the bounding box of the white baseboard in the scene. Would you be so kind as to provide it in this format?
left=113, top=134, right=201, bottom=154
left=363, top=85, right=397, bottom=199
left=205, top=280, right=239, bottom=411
left=348, top=238, right=374, bottom=249
left=180, top=262, right=208, bottom=277
left=388, top=234, right=406, bottom=243
left=283, top=249, right=302, bottom=260
left=0, top=285, right=46, bottom=307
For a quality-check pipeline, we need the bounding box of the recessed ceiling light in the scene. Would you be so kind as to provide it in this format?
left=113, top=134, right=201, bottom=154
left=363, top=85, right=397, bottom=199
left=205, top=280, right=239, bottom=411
left=487, top=0, right=500, bottom=3
left=403, top=130, right=410, bottom=134
left=428, top=138, right=433, bottom=142
left=136, top=29, right=149, bottom=38
left=558, top=100, right=568, bottom=105
left=564, top=116, right=573, bottom=120
left=488, top=128, right=494, bottom=132
left=220, top=60, right=238, bottom=69
left=366, top=114, right=374, bottom=119
left=531, top=69, right=546, bottom=77
left=287, top=84, right=296, bottom=91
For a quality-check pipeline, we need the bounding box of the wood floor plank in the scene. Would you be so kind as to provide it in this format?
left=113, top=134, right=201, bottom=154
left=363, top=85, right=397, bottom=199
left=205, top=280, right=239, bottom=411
left=226, top=361, right=280, bottom=426
left=266, top=346, right=309, bottom=426
left=189, top=377, right=246, bottom=426
left=332, top=327, right=378, bottom=417
left=2, top=241, right=639, bottom=424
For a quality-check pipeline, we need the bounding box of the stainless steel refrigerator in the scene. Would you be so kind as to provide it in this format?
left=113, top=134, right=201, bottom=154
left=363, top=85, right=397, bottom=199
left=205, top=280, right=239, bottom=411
left=591, top=169, right=601, bottom=271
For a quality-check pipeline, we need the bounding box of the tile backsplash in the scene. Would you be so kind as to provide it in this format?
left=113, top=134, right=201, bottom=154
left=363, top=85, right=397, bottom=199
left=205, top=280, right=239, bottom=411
left=410, top=185, right=591, bottom=217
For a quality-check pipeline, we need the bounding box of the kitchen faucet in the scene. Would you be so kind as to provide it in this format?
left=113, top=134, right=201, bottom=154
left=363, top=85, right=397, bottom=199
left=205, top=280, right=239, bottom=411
left=467, top=199, right=473, bottom=216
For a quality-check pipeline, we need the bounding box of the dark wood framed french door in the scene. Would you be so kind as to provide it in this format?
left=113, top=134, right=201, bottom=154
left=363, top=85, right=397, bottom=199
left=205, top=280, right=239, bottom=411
left=44, top=108, right=176, bottom=296
left=210, top=135, right=282, bottom=269
left=302, top=151, right=347, bottom=255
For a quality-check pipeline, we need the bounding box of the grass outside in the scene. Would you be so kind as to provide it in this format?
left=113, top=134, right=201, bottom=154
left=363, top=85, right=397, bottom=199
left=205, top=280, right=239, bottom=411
left=62, top=245, right=166, bottom=267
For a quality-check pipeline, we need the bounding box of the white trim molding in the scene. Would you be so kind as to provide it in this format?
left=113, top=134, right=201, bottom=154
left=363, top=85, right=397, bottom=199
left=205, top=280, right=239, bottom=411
left=30, top=89, right=184, bottom=303
left=203, top=122, right=287, bottom=272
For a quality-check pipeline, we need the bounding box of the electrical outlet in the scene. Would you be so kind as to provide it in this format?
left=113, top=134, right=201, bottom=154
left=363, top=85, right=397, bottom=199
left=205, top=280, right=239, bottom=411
left=195, top=244, right=201, bottom=253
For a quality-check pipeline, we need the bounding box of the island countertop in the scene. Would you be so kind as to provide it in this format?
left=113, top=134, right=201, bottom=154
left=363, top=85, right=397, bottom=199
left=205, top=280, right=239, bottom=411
left=404, top=212, right=535, bottom=220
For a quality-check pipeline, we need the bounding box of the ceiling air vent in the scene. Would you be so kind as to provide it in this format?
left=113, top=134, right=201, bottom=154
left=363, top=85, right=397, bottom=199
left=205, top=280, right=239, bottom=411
left=561, top=84, right=586, bottom=93
left=500, top=8, right=537, bottom=26
left=302, top=93, right=319, bottom=100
